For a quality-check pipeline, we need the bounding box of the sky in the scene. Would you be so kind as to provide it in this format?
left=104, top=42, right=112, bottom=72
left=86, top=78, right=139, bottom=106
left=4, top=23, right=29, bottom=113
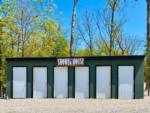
left=53, top=0, right=147, bottom=43
left=1, top=0, right=146, bottom=54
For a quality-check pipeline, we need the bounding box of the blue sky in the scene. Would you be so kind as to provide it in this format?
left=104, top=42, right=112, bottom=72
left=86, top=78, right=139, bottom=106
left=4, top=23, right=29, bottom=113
left=53, top=0, right=147, bottom=42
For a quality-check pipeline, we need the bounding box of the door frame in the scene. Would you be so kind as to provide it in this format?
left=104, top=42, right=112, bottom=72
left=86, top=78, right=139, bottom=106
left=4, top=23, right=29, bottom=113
left=12, top=66, right=27, bottom=98
left=117, top=65, right=135, bottom=99
left=32, top=66, right=48, bottom=98
left=95, top=65, right=112, bottom=99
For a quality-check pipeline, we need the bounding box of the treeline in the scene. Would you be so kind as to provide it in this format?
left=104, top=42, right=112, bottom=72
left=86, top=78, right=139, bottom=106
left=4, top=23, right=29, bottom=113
left=0, top=0, right=70, bottom=94
left=0, top=0, right=144, bottom=96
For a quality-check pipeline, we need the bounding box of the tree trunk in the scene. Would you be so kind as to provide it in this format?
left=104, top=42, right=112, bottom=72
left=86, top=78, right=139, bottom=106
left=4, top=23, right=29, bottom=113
left=148, top=87, right=150, bottom=96
left=109, top=1, right=117, bottom=56
left=147, top=0, right=150, bottom=96
left=0, top=82, right=2, bottom=97
left=22, top=43, right=24, bottom=57
left=21, top=9, right=24, bottom=57
left=17, top=35, right=20, bottom=55
left=70, top=0, right=78, bottom=57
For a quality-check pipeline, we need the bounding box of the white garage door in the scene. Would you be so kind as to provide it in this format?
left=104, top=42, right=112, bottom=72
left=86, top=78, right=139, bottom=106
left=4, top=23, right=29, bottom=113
left=96, top=66, right=111, bottom=99
left=75, top=67, right=89, bottom=98
left=33, top=67, right=47, bottom=98
left=54, top=67, right=68, bottom=98
left=119, top=66, right=134, bottom=99
left=13, top=67, right=26, bottom=98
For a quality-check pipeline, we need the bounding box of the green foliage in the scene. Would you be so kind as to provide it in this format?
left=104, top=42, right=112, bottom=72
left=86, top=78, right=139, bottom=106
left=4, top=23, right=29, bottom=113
left=76, top=49, right=101, bottom=56
left=0, top=0, right=69, bottom=93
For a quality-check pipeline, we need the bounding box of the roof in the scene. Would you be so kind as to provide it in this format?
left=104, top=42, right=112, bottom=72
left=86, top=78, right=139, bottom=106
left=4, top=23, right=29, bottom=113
left=6, top=55, right=145, bottom=61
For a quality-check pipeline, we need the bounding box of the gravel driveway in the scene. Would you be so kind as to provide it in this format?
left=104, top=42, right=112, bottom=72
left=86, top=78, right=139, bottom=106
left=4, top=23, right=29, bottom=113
left=0, top=95, right=150, bottom=113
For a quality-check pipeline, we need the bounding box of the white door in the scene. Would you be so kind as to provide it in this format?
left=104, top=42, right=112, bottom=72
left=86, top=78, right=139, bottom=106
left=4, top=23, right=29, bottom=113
left=33, top=67, right=47, bottom=98
left=13, top=67, right=26, bottom=98
left=96, top=66, right=111, bottom=99
left=54, top=67, right=68, bottom=98
left=75, top=67, right=89, bottom=98
left=119, top=66, right=134, bottom=99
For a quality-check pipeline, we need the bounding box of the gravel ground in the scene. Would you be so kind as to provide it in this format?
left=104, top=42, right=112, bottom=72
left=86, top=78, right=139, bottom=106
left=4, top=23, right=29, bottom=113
left=0, top=95, right=150, bottom=113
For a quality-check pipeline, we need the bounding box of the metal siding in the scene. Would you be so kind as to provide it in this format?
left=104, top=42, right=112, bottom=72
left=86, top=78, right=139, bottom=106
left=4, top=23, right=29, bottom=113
left=89, top=65, right=96, bottom=98
left=112, top=65, right=118, bottom=99
left=47, top=66, right=54, bottom=98
left=134, top=62, right=144, bottom=98
left=68, top=67, right=75, bottom=98
left=6, top=58, right=144, bottom=99
left=27, top=66, right=32, bottom=98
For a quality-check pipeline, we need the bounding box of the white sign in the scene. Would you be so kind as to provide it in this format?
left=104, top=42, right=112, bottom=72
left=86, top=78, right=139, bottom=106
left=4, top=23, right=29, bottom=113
left=57, top=58, right=85, bottom=66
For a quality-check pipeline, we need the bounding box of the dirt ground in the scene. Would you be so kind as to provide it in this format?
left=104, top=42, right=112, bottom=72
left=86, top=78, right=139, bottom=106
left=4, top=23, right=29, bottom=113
left=0, top=94, right=150, bottom=113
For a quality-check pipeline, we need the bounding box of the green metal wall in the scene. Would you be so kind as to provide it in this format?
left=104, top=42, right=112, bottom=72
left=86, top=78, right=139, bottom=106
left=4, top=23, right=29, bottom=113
left=6, top=58, right=144, bottom=99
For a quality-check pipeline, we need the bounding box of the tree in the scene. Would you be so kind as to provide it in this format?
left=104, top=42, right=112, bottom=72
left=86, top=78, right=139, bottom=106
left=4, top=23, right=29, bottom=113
left=75, top=1, right=142, bottom=56
left=0, top=19, right=5, bottom=96
left=0, top=0, right=69, bottom=96
left=76, top=1, right=121, bottom=56
left=76, top=10, right=95, bottom=55
left=0, top=1, right=15, bottom=96
left=70, top=0, right=78, bottom=57
left=107, top=0, right=118, bottom=55
left=95, top=0, right=143, bottom=56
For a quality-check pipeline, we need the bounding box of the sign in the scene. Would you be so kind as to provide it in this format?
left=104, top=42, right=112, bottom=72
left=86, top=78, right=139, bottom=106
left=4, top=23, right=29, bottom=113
left=57, top=58, right=85, bottom=66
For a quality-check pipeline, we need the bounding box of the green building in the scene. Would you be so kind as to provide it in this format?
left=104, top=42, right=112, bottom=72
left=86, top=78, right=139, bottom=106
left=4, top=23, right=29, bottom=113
left=6, top=56, right=144, bottom=99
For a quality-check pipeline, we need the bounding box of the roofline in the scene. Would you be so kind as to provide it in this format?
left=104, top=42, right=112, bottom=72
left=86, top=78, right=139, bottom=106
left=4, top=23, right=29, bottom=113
left=6, top=55, right=145, bottom=61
